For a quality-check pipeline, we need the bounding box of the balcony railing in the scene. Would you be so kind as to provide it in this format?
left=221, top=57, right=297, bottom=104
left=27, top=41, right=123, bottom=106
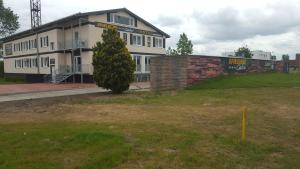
left=58, top=40, right=89, bottom=50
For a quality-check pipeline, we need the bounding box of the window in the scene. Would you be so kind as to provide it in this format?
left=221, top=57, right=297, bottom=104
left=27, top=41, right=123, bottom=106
left=133, top=55, right=141, bottom=72
left=50, top=42, right=55, bottom=50
left=147, top=37, right=151, bottom=47
left=4, top=43, right=12, bottom=56
left=41, top=57, right=49, bottom=67
left=123, top=33, right=128, bottom=44
left=114, top=15, right=133, bottom=26
left=40, top=36, right=49, bottom=47
left=133, top=35, right=142, bottom=46
left=15, top=59, right=22, bottom=68
left=155, top=38, right=163, bottom=48
left=145, top=56, right=151, bottom=72
left=24, top=58, right=31, bottom=68
left=32, top=58, right=38, bottom=67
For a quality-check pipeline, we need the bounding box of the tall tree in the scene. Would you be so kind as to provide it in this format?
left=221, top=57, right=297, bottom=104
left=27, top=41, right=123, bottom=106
left=176, top=33, right=193, bottom=55
left=0, top=0, right=20, bottom=38
left=235, top=46, right=253, bottom=58
left=92, top=27, right=135, bottom=94
left=282, top=54, right=290, bottom=61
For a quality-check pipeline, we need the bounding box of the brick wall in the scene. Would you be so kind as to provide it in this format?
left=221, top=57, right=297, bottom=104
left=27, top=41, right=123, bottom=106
left=150, top=55, right=286, bottom=90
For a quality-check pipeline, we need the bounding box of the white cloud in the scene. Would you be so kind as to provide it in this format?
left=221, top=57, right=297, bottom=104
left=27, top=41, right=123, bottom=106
left=3, top=0, right=300, bottom=58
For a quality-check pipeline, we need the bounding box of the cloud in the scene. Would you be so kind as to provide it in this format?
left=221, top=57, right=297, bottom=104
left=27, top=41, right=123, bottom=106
left=153, top=15, right=183, bottom=27
left=192, top=2, right=300, bottom=41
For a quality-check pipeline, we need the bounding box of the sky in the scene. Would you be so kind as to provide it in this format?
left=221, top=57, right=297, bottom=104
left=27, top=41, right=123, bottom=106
left=4, top=0, right=300, bottom=59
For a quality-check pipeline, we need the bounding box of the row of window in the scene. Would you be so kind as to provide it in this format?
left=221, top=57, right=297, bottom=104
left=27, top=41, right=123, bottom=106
left=108, top=13, right=136, bottom=27
left=14, top=57, right=50, bottom=69
left=13, top=36, right=49, bottom=53
left=120, top=32, right=164, bottom=48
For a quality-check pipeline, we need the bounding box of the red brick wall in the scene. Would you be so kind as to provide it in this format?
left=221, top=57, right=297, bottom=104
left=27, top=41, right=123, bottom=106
left=150, top=55, right=286, bottom=90
left=187, top=56, right=224, bottom=85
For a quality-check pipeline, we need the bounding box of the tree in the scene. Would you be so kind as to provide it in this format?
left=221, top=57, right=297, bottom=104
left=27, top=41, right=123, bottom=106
left=0, top=0, right=19, bottom=38
left=166, top=47, right=178, bottom=56
left=92, top=27, right=135, bottom=94
left=282, top=54, right=290, bottom=62
left=235, top=46, right=253, bottom=58
left=176, top=33, right=193, bottom=55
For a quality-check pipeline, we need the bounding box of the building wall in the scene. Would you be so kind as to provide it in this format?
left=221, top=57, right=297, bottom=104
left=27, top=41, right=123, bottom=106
left=2, top=9, right=167, bottom=80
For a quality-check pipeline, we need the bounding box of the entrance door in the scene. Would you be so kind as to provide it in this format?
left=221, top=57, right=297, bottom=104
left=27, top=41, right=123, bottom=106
left=74, top=56, right=82, bottom=73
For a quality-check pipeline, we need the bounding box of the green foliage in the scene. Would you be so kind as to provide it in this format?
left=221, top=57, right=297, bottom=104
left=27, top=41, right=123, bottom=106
left=235, top=46, right=253, bottom=58
left=92, top=27, right=135, bottom=94
left=0, top=0, right=19, bottom=38
left=166, top=47, right=178, bottom=56
left=177, top=33, right=193, bottom=55
left=282, top=54, right=290, bottom=61
left=0, top=61, right=3, bottom=78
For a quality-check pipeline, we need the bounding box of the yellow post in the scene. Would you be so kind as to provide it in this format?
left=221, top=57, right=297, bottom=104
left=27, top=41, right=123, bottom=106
left=241, top=107, right=248, bottom=142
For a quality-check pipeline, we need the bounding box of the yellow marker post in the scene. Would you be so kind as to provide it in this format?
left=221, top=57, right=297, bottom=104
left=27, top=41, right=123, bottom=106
left=241, top=107, right=248, bottom=142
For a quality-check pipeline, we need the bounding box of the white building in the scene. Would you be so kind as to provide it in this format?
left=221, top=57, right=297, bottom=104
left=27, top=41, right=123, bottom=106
left=1, top=8, right=170, bottom=83
left=222, top=50, right=272, bottom=60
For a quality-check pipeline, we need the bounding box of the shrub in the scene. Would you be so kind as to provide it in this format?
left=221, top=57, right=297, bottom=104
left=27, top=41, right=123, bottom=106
left=92, top=27, right=135, bottom=94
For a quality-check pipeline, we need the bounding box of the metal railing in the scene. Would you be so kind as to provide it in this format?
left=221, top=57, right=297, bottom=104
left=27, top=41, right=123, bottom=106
left=58, top=40, right=89, bottom=50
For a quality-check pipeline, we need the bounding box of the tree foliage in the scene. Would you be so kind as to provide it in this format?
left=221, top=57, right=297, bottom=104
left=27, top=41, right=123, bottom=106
left=282, top=54, right=290, bottom=62
left=166, top=47, right=178, bottom=56
left=177, top=33, right=193, bottom=55
left=235, top=46, right=253, bottom=58
left=0, top=0, right=20, bottom=38
left=92, top=27, right=135, bottom=94
left=166, top=33, right=193, bottom=56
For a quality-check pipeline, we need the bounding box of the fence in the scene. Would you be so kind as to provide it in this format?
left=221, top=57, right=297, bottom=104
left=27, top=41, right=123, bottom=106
left=150, top=55, right=287, bottom=90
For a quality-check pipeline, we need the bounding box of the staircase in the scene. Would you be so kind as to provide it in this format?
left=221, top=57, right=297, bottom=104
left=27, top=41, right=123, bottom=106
left=44, top=65, right=73, bottom=84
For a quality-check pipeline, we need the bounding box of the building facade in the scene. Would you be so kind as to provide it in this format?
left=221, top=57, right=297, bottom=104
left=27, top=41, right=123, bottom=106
left=1, top=8, right=170, bottom=83
left=222, top=50, right=273, bottom=60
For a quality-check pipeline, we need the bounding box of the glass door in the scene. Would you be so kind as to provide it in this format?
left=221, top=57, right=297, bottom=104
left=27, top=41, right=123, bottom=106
left=75, top=56, right=82, bottom=73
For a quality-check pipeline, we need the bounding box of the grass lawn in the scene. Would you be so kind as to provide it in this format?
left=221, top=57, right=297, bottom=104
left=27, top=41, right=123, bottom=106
left=0, top=77, right=25, bottom=84
left=0, top=73, right=300, bottom=169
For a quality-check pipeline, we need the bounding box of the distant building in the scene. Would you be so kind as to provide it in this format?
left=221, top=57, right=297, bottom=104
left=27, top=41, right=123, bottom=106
left=289, top=54, right=300, bottom=66
left=222, top=50, right=272, bottom=60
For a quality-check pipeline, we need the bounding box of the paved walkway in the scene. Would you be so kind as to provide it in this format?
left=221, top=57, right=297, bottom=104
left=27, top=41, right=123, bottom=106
left=0, top=83, right=96, bottom=95
left=0, top=83, right=150, bottom=103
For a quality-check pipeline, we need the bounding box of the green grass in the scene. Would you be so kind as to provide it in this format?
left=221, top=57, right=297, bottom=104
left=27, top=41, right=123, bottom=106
left=1, top=73, right=300, bottom=168
left=0, top=123, right=131, bottom=169
left=0, top=77, right=25, bottom=84
left=187, top=73, right=300, bottom=90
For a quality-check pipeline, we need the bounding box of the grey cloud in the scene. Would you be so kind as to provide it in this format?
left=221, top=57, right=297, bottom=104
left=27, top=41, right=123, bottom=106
left=193, top=3, right=300, bottom=41
left=153, top=15, right=183, bottom=27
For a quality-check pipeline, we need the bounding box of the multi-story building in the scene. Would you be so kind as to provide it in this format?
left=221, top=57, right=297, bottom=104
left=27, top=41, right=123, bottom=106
left=0, top=8, right=170, bottom=83
left=222, top=50, right=272, bottom=60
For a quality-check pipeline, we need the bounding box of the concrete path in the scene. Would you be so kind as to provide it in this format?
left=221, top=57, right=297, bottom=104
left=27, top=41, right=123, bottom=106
left=0, top=83, right=150, bottom=103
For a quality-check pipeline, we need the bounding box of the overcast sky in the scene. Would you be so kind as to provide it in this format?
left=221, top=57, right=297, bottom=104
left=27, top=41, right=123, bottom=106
left=4, top=0, right=300, bottom=58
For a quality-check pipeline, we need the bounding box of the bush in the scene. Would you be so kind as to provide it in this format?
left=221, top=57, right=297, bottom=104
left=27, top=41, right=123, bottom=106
left=0, top=61, right=4, bottom=78
left=92, top=27, right=135, bottom=94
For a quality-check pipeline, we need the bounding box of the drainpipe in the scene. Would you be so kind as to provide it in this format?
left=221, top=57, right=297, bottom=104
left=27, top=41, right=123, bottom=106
left=36, top=31, right=40, bottom=74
